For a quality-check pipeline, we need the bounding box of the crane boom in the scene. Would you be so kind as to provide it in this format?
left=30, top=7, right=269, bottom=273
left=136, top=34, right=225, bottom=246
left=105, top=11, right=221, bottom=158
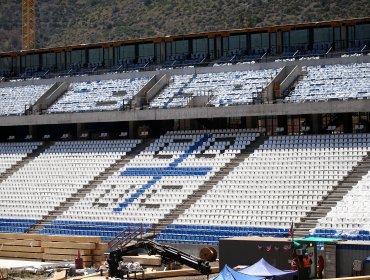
left=22, top=0, right=36, bottom=49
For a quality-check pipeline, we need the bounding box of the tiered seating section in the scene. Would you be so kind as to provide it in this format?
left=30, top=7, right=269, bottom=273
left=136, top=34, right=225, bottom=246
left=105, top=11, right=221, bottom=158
left=155, top=225, right=288, bottom=245
left=0, top=84, right=51, bottom=116
left=158, top=133, right=370, bottom=244
left=149, top=69, right=280, bottom=109
left=0, top=142, right=41, bottom=174
left=0, top=140, right=139, bottom=234
left=0, top=142, right=42, bottom=233
left=0, top=62, right=368, bottom=115
left=312, top=169, right=370, bottom=240
left=47, top=129, right=258, bottom=240
left=47, top=77, right=150, bottom=113
left=41, top=221, right=152, bottom=241
left=0, top=132, right=370, bottom=244
left=285, top=63, right=370, bottom=102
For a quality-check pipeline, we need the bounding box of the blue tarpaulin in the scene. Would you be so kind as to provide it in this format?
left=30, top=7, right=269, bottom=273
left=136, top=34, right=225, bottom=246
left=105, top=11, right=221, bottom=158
left=212, top=265, right=263, bottom=280
left=239, top=258, right=297, bottom=278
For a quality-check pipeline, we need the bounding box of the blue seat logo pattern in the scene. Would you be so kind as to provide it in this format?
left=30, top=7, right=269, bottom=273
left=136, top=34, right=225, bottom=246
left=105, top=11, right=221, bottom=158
left=114, top=134, right=212, bottom=212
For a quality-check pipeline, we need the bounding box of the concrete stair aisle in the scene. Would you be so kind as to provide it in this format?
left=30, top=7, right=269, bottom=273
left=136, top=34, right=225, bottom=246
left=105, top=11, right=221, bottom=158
left=27, top=138, right=156, bottom=234
left=152, top=135, right=268, bottom=232
left=280, top=70, right=308, bottom=100
left=294, top=151, right=370, bottom=237
left=0, top=142, right=54, bottom=184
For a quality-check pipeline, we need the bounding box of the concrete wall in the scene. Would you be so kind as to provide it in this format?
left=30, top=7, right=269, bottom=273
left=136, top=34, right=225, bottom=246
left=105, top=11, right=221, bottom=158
left=1, top=99, right=369, bottom=127
left=31, top=82, right=60, bottom=113
left=39, top=82, right=69, bottom=112
left=146, top=74, right=170, bottom=103
left=280, top=65, right=303, bottom=95
left=134, top=75, right=158, bottom=107
left=264, top=65, right=297, bottom=102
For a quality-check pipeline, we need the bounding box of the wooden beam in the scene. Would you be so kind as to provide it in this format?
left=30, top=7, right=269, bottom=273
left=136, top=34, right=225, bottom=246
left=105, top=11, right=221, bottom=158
left=44, top=248, right=91, bottom=255
left=42, top=235, right=101, bottom=243
left=43, top=253, right=93, bottom=262
left=0, top=251, right=43, bottom=259
left=0, top=245, right=43, bottom=252
left=95, top=243, right=108, bottom=250
left=0, top=239, right=41, bottom=247
left=0, top=233, right=44, bottom=241
left=41, top=241, right=96, bottom=250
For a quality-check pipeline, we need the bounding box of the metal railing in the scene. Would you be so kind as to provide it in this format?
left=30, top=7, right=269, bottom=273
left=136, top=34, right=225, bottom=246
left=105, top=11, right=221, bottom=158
left=108, top=224, right=148, bottom=252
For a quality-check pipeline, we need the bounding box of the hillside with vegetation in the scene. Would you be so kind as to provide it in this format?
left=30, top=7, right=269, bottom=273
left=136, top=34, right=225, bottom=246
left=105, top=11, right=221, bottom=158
left=0, top=0, right=369, bottom=51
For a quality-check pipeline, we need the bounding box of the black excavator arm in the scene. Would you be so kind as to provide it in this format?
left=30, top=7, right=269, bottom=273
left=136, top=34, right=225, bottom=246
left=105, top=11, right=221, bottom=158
left=107, top=239, right=211, bottom=278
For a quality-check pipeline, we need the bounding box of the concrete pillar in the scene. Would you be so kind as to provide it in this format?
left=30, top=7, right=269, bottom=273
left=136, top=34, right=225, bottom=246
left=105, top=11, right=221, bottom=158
left=311, top=114, right=323, bottom=134
left=277, top=115, right=288, bottom=135
left=160, top=41, right=166, bottom=63
left=343, top=113, right=353, bottom=133
left=276, top=31, right=283, bottom=54
left=179, top=119, right=191, bottom=131
left=108, top=46, right=114, bottom=67
left=129, top=121, right=137, bottom=138
left=216, top=36, right=222, bottom=58
left=28, top=125, right=36, bottom=139
left=341, top=26, right=347, bottom=49
left=76, top=123, right=86, bottom=138
left=178, top=120, right=185, bottom=131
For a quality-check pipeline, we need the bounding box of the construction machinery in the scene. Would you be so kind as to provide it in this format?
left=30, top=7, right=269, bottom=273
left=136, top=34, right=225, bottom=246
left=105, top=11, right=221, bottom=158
left=107, top=239, right=212, bottom=278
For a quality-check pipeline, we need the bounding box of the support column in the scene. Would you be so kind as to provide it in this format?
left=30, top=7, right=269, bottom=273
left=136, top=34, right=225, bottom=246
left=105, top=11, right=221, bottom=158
left=341, top=25, right=347, bottom=49
left=343, top=113, right=353, bottom=133
left=179, top=119, right=191, bottom=131
left=277, top=115, right=288, bottom=135
left=129, top=121, right=137, bottom=139
left=108, top=46, right=114, bottom=67
left=76, top=123, right=86, bottom=138
left=311, top=114, right=323, bottom=134
left=160, top=40, right=166, bottom=63
left=216, top=36, right=222, bottom=59
left=276, top=31, right=283, bottom=54
left=28, top=125, right=36, bottom=139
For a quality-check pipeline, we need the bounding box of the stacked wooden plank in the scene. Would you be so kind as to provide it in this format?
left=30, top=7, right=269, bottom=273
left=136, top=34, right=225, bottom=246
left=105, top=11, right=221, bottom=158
left=0, top=233, right=43, bottom=260
left=0, top=233, right=107, bottom=267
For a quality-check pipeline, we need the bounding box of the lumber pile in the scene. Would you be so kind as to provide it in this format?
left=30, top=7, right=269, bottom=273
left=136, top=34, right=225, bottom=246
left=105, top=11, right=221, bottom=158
left=0, top=233, right=107, bottom=267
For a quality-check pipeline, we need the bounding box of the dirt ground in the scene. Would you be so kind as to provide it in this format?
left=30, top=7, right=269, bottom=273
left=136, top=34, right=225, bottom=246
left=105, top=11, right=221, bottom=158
left=0, top=265, right=219, bottom=280
left=157, top=273, right=219, bottom=280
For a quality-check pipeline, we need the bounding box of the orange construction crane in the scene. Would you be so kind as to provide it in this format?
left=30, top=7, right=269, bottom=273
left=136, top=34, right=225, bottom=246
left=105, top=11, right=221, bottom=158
left=22, top=0, right=36, bottom=49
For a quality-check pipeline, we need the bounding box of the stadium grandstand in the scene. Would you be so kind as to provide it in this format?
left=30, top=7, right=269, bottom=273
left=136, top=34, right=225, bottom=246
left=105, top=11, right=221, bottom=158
left=0, top=17, right=369, bottom=277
